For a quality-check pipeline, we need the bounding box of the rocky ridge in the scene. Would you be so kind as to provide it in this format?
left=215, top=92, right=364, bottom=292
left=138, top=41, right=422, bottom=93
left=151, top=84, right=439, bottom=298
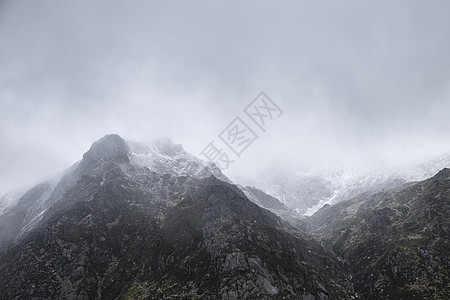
left=0, top=135, right=355, bottom=299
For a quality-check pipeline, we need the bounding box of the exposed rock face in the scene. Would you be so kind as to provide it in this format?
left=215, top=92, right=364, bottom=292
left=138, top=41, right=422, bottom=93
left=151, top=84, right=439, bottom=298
left=3, top=134, right=447, bottom=299
left=0, top=135, right=355, bottom=299
left=241, top=186, right=287, bottom=211
left=0, top=135, right=229, bottom=253
left=308, top=168, right=450, bottom=299
left=79, top=134, right=130, bottom=171
left=0, top=182, right=54, bottom=250
left=241, top=186, right=309, bottom=232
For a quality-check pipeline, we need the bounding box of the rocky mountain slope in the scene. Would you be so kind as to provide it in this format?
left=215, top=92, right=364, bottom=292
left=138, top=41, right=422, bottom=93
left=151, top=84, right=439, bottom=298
left=2, top=134, right=448, bottom=299
left=308, top=168, right=450, bottom=299
left=0, top=190, right=24, bottom=216
left=0, top=135, right=354, bottom=299
left=241, top=186, right=308, bottom=231
left=0, top=136, right=249, bottom=252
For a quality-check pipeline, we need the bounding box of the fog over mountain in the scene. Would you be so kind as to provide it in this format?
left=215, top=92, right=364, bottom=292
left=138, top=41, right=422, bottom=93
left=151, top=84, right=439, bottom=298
left=1, top=0, right=450, bottom=194
left=2, top=3, right=450, bottom=298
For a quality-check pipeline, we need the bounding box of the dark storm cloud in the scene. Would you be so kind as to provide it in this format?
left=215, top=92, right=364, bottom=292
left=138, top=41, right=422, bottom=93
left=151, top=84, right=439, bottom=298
left=1, top=0, right=450, bottom=192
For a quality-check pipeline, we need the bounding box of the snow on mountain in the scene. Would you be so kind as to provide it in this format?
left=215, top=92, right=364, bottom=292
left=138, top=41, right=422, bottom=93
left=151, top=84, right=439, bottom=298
left=126, top=138, right=298, bottom=219
left=0, top=135, right=234, bottom=250
left=390, top=152, right=450, bottom=181
left=2, top=134, right=447, bottom=243
left=0, top=190, right=25, bottom=216
left=236, top=152, right=450, bottom=216
left=128, top=137, right=450, bottom=217
left=0, top=137, right=356, bottom=299
left=127, top=137, right=230, bottom=182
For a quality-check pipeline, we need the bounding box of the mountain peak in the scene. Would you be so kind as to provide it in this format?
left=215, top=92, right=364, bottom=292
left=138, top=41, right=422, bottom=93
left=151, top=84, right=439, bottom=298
left=80, top=134, right=130, bottom=170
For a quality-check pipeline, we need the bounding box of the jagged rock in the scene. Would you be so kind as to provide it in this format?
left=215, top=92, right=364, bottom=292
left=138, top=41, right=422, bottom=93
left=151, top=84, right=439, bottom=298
left=308, top=168, right=450, bottom=299
left=0, top=135, right=355, bottom=299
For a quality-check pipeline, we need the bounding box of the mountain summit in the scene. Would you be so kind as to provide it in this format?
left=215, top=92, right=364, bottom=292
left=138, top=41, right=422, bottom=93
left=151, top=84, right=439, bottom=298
left=1, top=134, right=448, bottom=299
left=0, top=134, right=236, bottom=251
left=80, top=134, right=130, bottom=170
left=0, top=135, right=354, bottom=299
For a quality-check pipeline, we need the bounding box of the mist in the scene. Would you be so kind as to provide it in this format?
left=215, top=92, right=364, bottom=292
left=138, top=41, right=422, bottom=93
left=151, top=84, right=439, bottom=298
left=1, top=0, right=450, bottom=193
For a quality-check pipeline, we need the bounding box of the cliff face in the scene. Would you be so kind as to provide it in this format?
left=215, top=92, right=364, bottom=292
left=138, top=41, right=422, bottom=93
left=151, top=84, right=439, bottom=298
left=308, top=168, right=450, bottom=299
left=2, top=134, right=448, bottom=299
left=0, top=135, right=354, bottom=299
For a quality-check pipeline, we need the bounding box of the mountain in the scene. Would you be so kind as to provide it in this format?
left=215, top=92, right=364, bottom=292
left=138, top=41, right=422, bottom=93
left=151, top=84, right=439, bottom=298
left=237, top=154, right=450, bottom=215
left=0, top=189, right=25, bottom=217
left=0, top=135, right=307, bottom=251
left=308, top=168, right=450, bottom=299
left=127, top=137, right=230, bottom=182
left=240, top=186, right=308, bottom=231
left=0, top=135, right=354, bottom=299
left=0, top=136, right=230, bottom=252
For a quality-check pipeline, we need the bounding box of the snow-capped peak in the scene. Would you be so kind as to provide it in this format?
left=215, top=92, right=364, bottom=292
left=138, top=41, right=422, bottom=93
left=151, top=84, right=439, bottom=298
left=126, top=138, right=230, bottom=182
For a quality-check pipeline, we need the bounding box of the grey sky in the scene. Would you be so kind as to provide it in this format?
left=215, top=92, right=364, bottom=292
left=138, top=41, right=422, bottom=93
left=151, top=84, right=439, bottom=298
left=1, top=0, right=450, bottom=193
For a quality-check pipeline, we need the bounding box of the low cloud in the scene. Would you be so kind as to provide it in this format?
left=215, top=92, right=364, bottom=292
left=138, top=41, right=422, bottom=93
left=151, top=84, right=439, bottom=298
left=1, top=0, right=449, bottom=192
